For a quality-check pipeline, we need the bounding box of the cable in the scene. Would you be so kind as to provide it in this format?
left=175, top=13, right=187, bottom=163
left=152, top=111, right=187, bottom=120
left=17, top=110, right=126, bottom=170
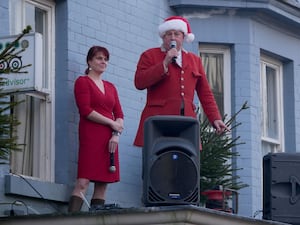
left=2, top=200, right=41, bottom=216
left=80, top=192, right=90, bottom=209
left=12, top=173, right=60, bottom=212
left=27, top=205, right=40, bottom=215
left=11, top=200, right=29, bottom=215
left=253, top=209, right=263, bottom=218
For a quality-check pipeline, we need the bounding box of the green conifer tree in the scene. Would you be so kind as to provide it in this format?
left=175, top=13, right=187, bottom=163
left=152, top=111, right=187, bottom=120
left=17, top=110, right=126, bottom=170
left=200, top=101, right=249, bottom=201
left=0, top=26, right=31, bottom=161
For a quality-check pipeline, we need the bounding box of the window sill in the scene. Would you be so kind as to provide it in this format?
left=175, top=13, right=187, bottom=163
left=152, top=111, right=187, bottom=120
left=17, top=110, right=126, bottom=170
left=4, top=174, right=71, bottom=203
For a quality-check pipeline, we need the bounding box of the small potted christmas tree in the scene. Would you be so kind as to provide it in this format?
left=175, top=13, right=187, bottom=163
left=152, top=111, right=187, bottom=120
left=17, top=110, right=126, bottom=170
left=199, top=101, right=249, bottom=213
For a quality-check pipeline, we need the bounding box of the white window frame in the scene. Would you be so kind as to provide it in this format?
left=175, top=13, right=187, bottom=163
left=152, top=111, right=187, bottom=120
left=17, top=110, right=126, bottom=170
left=9, top=0, right=55, bottom=182
left=260, top=55, right=284, bottom=155
left=199, top=44, right=231, bottom=120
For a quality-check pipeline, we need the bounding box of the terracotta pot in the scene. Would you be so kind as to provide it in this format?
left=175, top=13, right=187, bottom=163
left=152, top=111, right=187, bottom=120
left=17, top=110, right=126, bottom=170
left=201, top=190, right=233, bottom=213
left=201, top=190, right=232, bottom=200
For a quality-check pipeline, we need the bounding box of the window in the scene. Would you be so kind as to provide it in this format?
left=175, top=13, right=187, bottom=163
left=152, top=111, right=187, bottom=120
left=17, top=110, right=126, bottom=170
left=199, top=45, right=231, bottom=121
left=260, top=56, right=284, bottom=155
left=9, top=0, right=55, bottom=181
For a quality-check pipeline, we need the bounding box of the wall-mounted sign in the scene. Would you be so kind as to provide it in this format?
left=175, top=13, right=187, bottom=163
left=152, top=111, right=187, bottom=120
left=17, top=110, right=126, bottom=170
left=0, top=32, right=45, bottom=94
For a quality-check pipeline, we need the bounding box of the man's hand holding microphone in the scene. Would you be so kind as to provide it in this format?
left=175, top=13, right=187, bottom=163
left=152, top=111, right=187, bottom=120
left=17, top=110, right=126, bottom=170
left=163, top=40, right=179, bottom=71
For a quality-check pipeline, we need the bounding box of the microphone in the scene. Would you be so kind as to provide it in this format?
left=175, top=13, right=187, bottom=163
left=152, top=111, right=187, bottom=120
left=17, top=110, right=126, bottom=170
left=170, top=40, right=177, bottom=63
left=109, top=153, right=116, bottom=173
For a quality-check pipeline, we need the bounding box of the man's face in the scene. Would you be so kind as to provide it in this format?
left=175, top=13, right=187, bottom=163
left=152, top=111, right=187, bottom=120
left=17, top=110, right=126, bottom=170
left=162, top=30, right=184, bottom=50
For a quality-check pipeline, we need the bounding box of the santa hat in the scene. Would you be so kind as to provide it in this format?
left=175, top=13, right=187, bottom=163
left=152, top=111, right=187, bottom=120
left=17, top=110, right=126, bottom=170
left=158, top=16, right=195, bottom=43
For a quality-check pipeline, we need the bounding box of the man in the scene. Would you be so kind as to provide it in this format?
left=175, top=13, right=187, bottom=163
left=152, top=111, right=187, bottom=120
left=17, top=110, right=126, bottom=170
left=134, top=16, right=228, bottom=147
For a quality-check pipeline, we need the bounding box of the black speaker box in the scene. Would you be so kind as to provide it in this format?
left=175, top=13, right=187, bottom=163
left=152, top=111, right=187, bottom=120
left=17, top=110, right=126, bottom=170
left=142, top=115, right=200, bottom=206
left=263, top=153, right=300, bottom=225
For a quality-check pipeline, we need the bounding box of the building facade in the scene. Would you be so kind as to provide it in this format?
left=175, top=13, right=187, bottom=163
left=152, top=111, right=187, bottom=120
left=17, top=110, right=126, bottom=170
left=0, top=0, right=299, bottom=220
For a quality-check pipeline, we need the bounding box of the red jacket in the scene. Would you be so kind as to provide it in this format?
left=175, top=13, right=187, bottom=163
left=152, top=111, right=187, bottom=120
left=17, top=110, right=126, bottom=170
left=134, top=47, right=221, bottom=147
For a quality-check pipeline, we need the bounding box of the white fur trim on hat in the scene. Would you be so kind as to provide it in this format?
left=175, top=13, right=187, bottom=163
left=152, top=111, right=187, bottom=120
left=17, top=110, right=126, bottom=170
left=158, top=19, right=187, bottom=37
left=185, top=33, right=195, bottom=43
left=158, top=18, right=195, bottom=43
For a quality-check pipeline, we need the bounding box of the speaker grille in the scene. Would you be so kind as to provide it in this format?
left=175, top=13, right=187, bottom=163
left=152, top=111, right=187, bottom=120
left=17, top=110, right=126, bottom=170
left=149, top=150, right=198, bottom=204
left=148, top=186, right=165, bottom=202
left=184, top=187, right=199, bottom=202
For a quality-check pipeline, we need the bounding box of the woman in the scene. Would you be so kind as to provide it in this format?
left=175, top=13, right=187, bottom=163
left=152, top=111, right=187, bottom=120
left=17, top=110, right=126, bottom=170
left=68, top=46, right=124, bottom=212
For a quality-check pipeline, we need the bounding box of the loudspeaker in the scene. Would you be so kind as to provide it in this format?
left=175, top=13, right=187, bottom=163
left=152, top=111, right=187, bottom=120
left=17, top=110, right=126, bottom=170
left=142, top=115, right=200, bottom=206
left=263, top=153, right=300, bottom=225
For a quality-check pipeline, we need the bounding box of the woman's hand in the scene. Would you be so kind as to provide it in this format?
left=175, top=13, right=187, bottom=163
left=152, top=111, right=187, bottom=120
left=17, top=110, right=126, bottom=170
left=108, top=135, right=119, bottom=153
left=110, top=120, right=123, bottom=133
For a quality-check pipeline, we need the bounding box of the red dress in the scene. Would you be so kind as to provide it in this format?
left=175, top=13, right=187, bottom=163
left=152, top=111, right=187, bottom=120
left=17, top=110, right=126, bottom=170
left=74, top=76, right=124, bottom=182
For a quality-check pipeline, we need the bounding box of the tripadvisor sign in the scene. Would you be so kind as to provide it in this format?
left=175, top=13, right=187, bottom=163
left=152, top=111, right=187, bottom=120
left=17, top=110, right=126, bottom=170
left=0, top=33, right=44, bottom=94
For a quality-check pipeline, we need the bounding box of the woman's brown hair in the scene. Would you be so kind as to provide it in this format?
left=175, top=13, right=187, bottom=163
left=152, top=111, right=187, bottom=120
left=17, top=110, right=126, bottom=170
left=85, top=46, right=110, bottom=74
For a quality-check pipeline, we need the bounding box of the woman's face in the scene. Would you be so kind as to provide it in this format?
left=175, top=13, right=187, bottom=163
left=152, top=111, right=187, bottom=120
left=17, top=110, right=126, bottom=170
left=88, top=51, right=108, bottom=74
left=162, top=29, right=184, bottom=51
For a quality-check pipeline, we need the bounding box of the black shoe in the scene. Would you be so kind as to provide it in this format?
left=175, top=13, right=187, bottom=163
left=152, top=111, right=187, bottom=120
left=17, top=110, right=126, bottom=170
left=89, top=203, right=121, bottom=212
left=89, top=204, right=105, bottom=212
